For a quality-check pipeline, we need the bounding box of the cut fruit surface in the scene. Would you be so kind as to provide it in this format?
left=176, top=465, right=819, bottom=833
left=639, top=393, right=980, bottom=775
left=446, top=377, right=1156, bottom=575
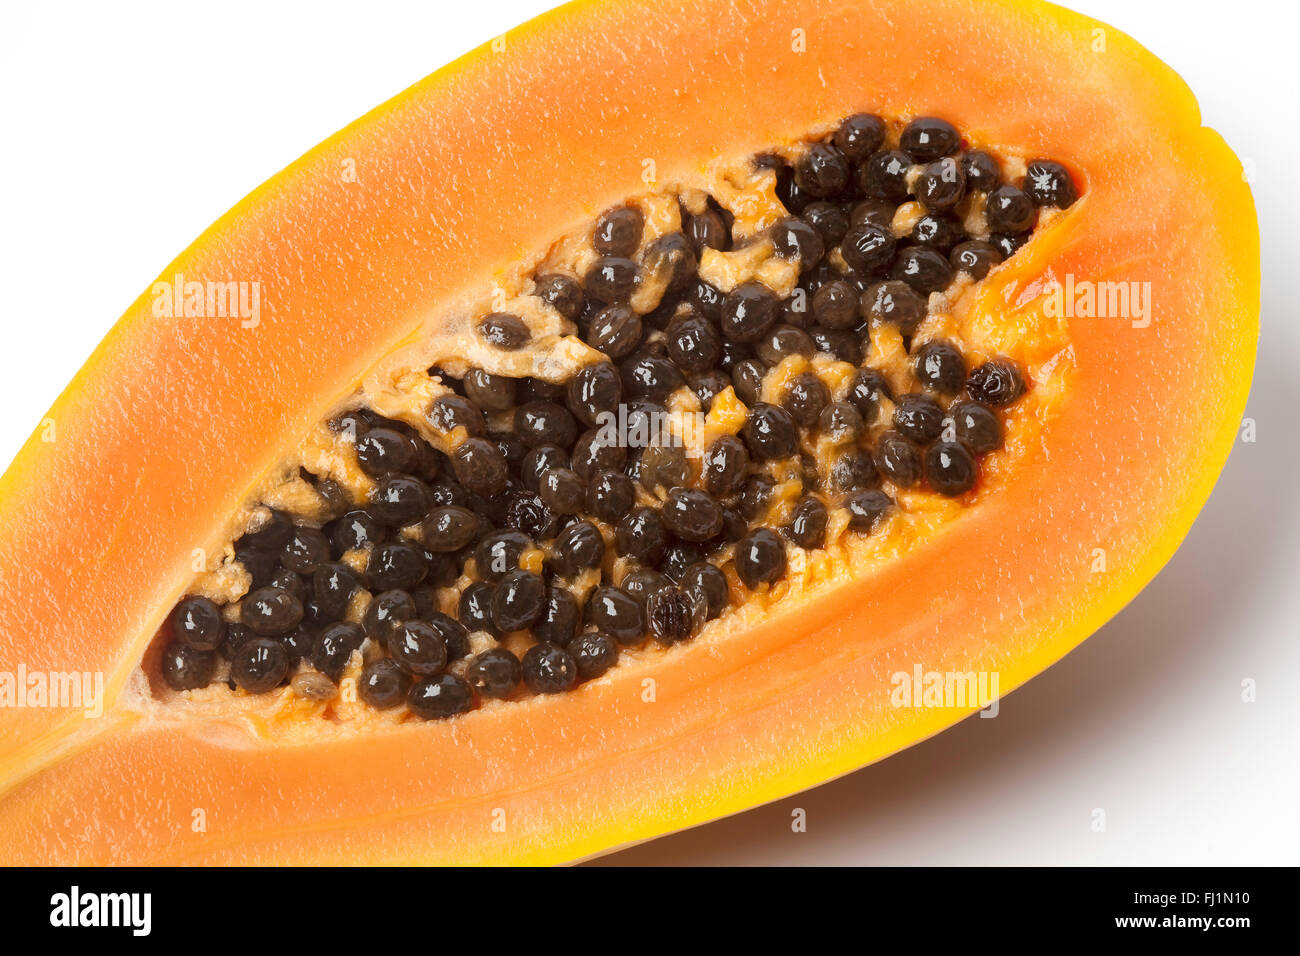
left=0, top=0, right=1258, bottom=865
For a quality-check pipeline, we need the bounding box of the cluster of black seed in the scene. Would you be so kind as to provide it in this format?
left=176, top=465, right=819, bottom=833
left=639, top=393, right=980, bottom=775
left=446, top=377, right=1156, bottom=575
left=159, top=113, right=1075, bottom=719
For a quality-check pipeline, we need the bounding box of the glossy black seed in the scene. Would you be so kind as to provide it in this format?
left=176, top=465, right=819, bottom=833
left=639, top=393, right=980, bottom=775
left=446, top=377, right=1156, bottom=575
left=679, top=562, right=728, bottom=620
left=463, top=369, right=517, bottom=412
left=615, top=507, right=668, bottom=565
left=691, top=278, right=725, bottom=321
left=518, top=377, right=564, bottom=403
left=783, top=372, right=830, bottom=428
left=834, top=112, right=886, bottom=161
left=786, top=495, right=828, bottom=549
left=685, top=205, right=729, bottom=253
left=926, top=441, right=978, bottom=496
left=465, top=648, right=521, bottom=699
left=916, top=157, right=966, bottom=212
left=986, top=184, right=1036, bottom=234
left=862, top=279, right=927, bottom=334
left=991, top=232, right=1030, bottom=258
left=329, top=409, right=372, bottom=441
left=892, top=247, right=954, bottom=295
left=534, top=272, right=584, bottom=320
left=731, top=358, right=768, bottom=406
left=276, top=528, right=328, bottom=577
left=239, top=512, right=293, bottom=555
left=553, top=521, right=605, bottom=578
left=913, top=340, right=967, bottom=394
left=452, top=437, right=509, bottom=496
left=845, top=368, right=892, bottom=420
left=432, top=612, right=471, bottom=661
left=408, top=673, right=474, bottom=719
left=231, top=637, right=290, bottom=693
left=661, top=542, right=702, bottom=583
left=860, top=150, right=913, bottom=201
left=489, top=569, right=546, bottom=633
left=313, top=478, right=352, bottom=521
left=388, top=619, right=448, bottom=676
left=427, top=395, right=486, bottom=438
left=802, top=201, right=851, bottom=246
left=368, top=475, right=430, bottom=529
left=240, top=586, right=303, bottom=636
left=426, top=480, right=470, bottom=509
left=171, top=595, right=225, bottom=651
left=720, top=281, right=780, bottom=344
left=161, top=642, right=217, bottom=691
left=722, top=506, right=748, bottom=541
left=313, top=562, right=361, bottom=619
left=329, top=509, right=383, bottom=557
left=812, top=280, right=859, bottom=330
left=593, top=205, right=644, bottom=257
left=584, top=256, right=639, bottom=304
left=845, top=489, right=894, bottom=532
left=516, top=447, right=562, bottom=494
left=850, top=198, right=896, bottom=229
left=818, top=401, right=864, bottom=444
left=618, top=570, right=670, bottom=611
left=568, top=631, right=617, bottom=681
left=219, top=623, right=256, bottom=661
left=737, top=474, right=775, bottom=521
left=1024, top=160, right=1078, bottom=208
left=621, top=352, right=686, bottom=402
left=893, top=393, right=945, bottom=444
left=716, top=339, right=751, bottom=373
left=475, top=530, right=532, bottom=582
left=312, top=621, right=365, bottom=680
left=900, top=117, right=960, bottom=162
left=701, top=435, right=750, bottom=498
left=586, top=586, right=644, bottom=645
left=828, top=448, right=879, bottom=493
left=411, top=584, right=439, bottom=619
left=532, top=466, right=580, bottom=515
left=369, top=541, right=428, bottom=595
left=657, top=487, right=720, bottom=542
left=566, top=362, right=622, bottom=428
left=520, top=588, right=574, bottom=647
left=636, top=441, right=689, bottom=492
left=282, top=625, right=314, bottom=666
left=478, top=311, right=530, bottom=350
left=514, top=401, right=577, bottom=450
left=665, top=312, right=722, bottom=373
left=742, top=403, right=799, bottom=460
left=586, top=305, right=643, bottom=361
left=912, top=213, right=964, bottom=253
left=570, top=471, right=626, bottom=527
left=756, top=327, right=814, bottom=369
left=770, top=217, right=826, bottom=268
left=354, top=427, right=416, bottom=477
left=795, top=143, right=851, bottom=198
left=690, top=369, right=731, bottom=409
left=961, top=150, right=1001, bottom=192
left=363, top=589, right=416, bottom=641
left=840, top=222, right=896, bottom=274
left=423, top=505, right=480, bottom=553
left=458, top=581, right=500, bottom=636
left=268, top=566, right=303, bottom=600
left=807, top=325, right=863, bottom=365
left=950, top=240, right=1002, bottom=279
left=502, top=491, right=558, bottom=539
left=645, top=586, right=696, bottom=645
left=735, top=528, right=787, bottom=589
left=966, top=360, right=1025, bottom=406
left=522, top=643, right=577, bottom=694
left=358, top=658, right=411, bottom=709
left=950, top=400, right=1004, bottom=453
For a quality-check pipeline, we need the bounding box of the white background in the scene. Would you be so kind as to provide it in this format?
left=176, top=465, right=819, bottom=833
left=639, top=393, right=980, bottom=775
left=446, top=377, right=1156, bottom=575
left=1, top=1, right=1295, bottom=865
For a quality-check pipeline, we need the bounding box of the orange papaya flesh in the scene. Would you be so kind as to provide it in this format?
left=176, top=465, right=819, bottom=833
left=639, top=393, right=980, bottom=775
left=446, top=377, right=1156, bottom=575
left=0, top=0, right=1258, bottom=865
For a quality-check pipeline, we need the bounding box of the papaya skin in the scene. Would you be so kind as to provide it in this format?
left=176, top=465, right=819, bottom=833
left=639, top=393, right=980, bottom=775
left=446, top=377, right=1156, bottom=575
left=0, top=0, right=1257, bottom=865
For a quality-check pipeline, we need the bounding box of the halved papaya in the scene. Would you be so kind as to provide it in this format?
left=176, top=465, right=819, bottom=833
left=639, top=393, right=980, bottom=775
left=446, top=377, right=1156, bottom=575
left=0, top=0, right=1257, bottom=865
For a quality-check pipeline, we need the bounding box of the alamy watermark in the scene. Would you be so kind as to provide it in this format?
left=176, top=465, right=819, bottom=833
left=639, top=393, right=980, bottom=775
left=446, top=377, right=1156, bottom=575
left=592, top=405, right=707, bottom=457
left=0, top=664, right=104, bottom=718
left=890, top=665, right=1000, bottom=716
left=1042, top=273, right=1152, bottom=328
left=151, top=272, right=261, bottom=328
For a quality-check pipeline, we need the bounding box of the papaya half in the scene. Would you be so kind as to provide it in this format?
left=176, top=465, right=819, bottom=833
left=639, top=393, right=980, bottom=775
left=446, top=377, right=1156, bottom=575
left=0, top=0, right=1258, bottom=865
